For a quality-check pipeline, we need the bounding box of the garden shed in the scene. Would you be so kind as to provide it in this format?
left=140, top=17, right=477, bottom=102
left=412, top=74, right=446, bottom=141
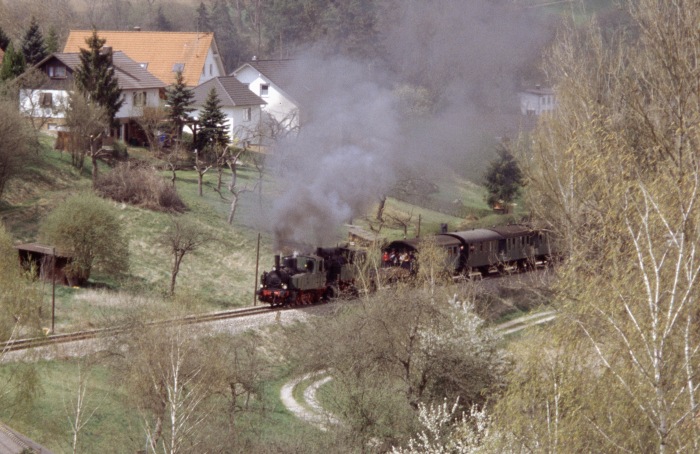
left=14, top=243, right=74, bottom=285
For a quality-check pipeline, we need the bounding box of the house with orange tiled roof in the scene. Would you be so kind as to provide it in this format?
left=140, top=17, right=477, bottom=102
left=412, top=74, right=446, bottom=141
left=63, top=30, right=225, bottom=87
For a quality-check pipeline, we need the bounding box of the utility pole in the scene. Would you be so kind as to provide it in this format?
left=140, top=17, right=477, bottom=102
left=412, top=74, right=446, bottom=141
left=51, top=247, right=56, bottom=334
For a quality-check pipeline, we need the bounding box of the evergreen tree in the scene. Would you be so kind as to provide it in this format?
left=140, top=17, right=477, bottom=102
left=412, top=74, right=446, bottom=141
left=196, top=87, right=229, bottom=151
left=165, top=71, right=195, bottom=141
left=0, top=42, right=26, bottom=81
left=196, top=2, right=211, bottom=32
left=152, top=6, right=173, bottom=31
left=483, top=145, right=523, bottom=213
left=45, top=27, right=59, bottom=54
left=21, top=17, right=47, bottom=65
left=0, top=27, right=10, bottom=51
left=74, top=29, right=123, bottom=127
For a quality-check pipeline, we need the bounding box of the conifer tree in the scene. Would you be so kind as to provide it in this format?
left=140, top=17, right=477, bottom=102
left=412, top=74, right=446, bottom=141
left=20, top=17, right=47, bottom=65
left=165, top=71, right=195, bottom=140
left=0, top=27, right=10, bottom=52
left=483, top=145, right=523, bottom=213
left=74, top=29, right=123, bottom=127
left=196, top=2, right=211, bottom=32
left=0, top=42, right=26, bottom=81
left=196, top=87, right=229, bottom=151
left=45, top=27, right=59, bottom=54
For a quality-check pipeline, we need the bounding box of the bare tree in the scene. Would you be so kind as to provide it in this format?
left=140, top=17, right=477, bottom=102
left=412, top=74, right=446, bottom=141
left=135, top=105, right=168, bottom=153
left=63, top=90, right=109, bottom=183
left=193, top=148, right=213, bottom=197
left=160, top=217, right=211, bottom=296
left=225, top=147, right=257, bottom=224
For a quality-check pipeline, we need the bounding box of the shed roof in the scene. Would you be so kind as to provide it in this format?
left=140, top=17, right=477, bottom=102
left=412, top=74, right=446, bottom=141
left=15, top=243, right=73, bottom=258
left=63, top=30, right=217, bottom=86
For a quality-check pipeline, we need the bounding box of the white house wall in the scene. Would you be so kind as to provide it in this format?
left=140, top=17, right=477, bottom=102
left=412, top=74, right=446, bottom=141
left=119, top=88, right=163, bottom=119
left=19, top=88, right=70, bottom=120
left=234, top=66, right=299, bottom=129
left=191, top=105, right=263, bottom=146
left=198, top=49, right=225, bottom=85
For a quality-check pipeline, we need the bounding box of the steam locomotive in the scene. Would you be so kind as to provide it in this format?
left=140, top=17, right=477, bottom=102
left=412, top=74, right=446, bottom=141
left=257, top=246, right=363, bottom=306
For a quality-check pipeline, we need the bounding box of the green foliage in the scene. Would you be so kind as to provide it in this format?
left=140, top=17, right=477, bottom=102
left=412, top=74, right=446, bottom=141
left=20, top=17, right=47, bottom=65
left=0, top=223, right=41, bottom=341
left=0, top=41, right=26, bottom=81
left=44, top=27, right=59, bottom=54
left=165, top=70, right=195, bottom=141
left=0, top=99, right=35, bottom=199
left=482, top=145, right=523, bottom=212
left=0, top=26, right=10, bottom=51
left=195, top=86, right=229, bottom=151
left=39, top=192, right=129, bottom=284
left=74, top=29, right=123, bottom=127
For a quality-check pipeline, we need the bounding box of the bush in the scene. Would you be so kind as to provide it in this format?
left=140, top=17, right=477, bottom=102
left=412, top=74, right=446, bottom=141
left=95, top=163, right=186, bottom=212
left=39, top=192, right=129, bottom=284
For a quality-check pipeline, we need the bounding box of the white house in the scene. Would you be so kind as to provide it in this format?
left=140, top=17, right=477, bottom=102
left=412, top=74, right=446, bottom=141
left=518, top=85, right=556, bottom=116
left=20, top=51, right=166, bottom=144
left=191, top=76, right=266, bottom=146
left=232, top=59, right=300, bottom=130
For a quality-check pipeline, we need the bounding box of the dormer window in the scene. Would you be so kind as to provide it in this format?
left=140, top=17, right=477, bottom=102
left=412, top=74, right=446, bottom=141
left=47, top=65, right=66, bottom=79
left=260, top=84, right=269, bottom=97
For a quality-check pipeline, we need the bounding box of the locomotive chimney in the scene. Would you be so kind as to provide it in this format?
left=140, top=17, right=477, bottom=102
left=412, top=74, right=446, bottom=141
left=274, top=254, right=280, bottom=271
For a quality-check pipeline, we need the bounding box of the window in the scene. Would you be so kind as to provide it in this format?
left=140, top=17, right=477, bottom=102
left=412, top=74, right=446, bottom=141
left=47, top=65, right=66, bottom=79
left=209, top=64, right=212, bottom=75
left=244, top=107, right=251, bottom=121
left=133, top=91, right=147, bottom=107
left=139, top=62, right=148, bottom=69
left=260, top=84, right=269, bottom=97
left=39, top=92, right=53, bottom=107
left=172, top=63, right=185, bottom=72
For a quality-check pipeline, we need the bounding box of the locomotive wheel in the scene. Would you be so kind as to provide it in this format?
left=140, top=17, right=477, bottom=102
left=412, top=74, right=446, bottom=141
left=323, top=286, right=337, bottom=302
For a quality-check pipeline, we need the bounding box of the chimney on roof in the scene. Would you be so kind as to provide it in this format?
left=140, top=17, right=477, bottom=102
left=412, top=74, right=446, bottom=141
left=133, top=26, right=141, bottom=31
left=535, top=84, right=541, bottom=89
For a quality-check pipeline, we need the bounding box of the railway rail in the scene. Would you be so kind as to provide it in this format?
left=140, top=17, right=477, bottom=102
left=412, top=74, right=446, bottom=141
left=0, top=304, right=280, bottom=353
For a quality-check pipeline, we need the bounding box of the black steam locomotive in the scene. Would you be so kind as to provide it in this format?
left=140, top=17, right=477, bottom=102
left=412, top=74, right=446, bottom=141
left=383, top=223, right=558, bottom=278
left=257, top=246, right=363, bottom=306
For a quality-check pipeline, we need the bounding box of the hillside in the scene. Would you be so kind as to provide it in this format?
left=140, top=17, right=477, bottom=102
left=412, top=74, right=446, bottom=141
left=1, top=136, right=492, bottom=333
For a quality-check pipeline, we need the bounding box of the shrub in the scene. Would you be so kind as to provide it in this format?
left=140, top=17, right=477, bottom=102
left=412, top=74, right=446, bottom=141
left=95, top=163, right=186, bottom=212
left=39, top=192, right=129, bottom=284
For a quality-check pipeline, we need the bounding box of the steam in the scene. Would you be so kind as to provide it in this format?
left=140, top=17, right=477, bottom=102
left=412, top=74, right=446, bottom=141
left=261, top=0, right=551, bottom=248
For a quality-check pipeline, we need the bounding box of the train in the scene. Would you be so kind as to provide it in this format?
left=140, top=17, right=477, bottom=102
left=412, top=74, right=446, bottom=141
left=257, top=245, right=364, bottom=306
left=383, top=223, right=558, bottom=278
left=256, top=224, right=558, bottom=307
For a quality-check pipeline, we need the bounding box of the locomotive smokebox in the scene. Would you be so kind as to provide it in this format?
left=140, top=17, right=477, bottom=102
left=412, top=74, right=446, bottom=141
left=274, top=254, right=280, bottom=271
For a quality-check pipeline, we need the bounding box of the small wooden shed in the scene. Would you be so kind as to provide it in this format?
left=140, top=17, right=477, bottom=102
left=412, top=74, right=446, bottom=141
left=14, top=243, right=74, bottom=285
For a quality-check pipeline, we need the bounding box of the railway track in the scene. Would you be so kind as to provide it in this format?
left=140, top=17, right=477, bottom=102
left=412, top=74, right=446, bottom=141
left=0, top=304, right=279, bottom=353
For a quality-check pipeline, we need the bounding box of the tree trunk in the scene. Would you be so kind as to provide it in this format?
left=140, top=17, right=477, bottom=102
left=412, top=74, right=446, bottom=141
left=376, top=195, right=387, bottom=221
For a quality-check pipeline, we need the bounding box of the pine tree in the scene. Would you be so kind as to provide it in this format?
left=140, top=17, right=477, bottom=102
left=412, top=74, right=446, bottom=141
left=45, top=27, right=59, bottom=54
left=74, top=29, right=123, bottom=127
left=0, top=42, right=26, bottom=81
left=196, top=2, right=211, bottom=32
left=165, top=71, right=195, bottom=141
left=21, top=17, right=47, bottom=65
left=196, top=87, right=229, bottom=151
left=483, top=145, right=523, bottom=213
left=0, top=27, right=10, bottom=52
